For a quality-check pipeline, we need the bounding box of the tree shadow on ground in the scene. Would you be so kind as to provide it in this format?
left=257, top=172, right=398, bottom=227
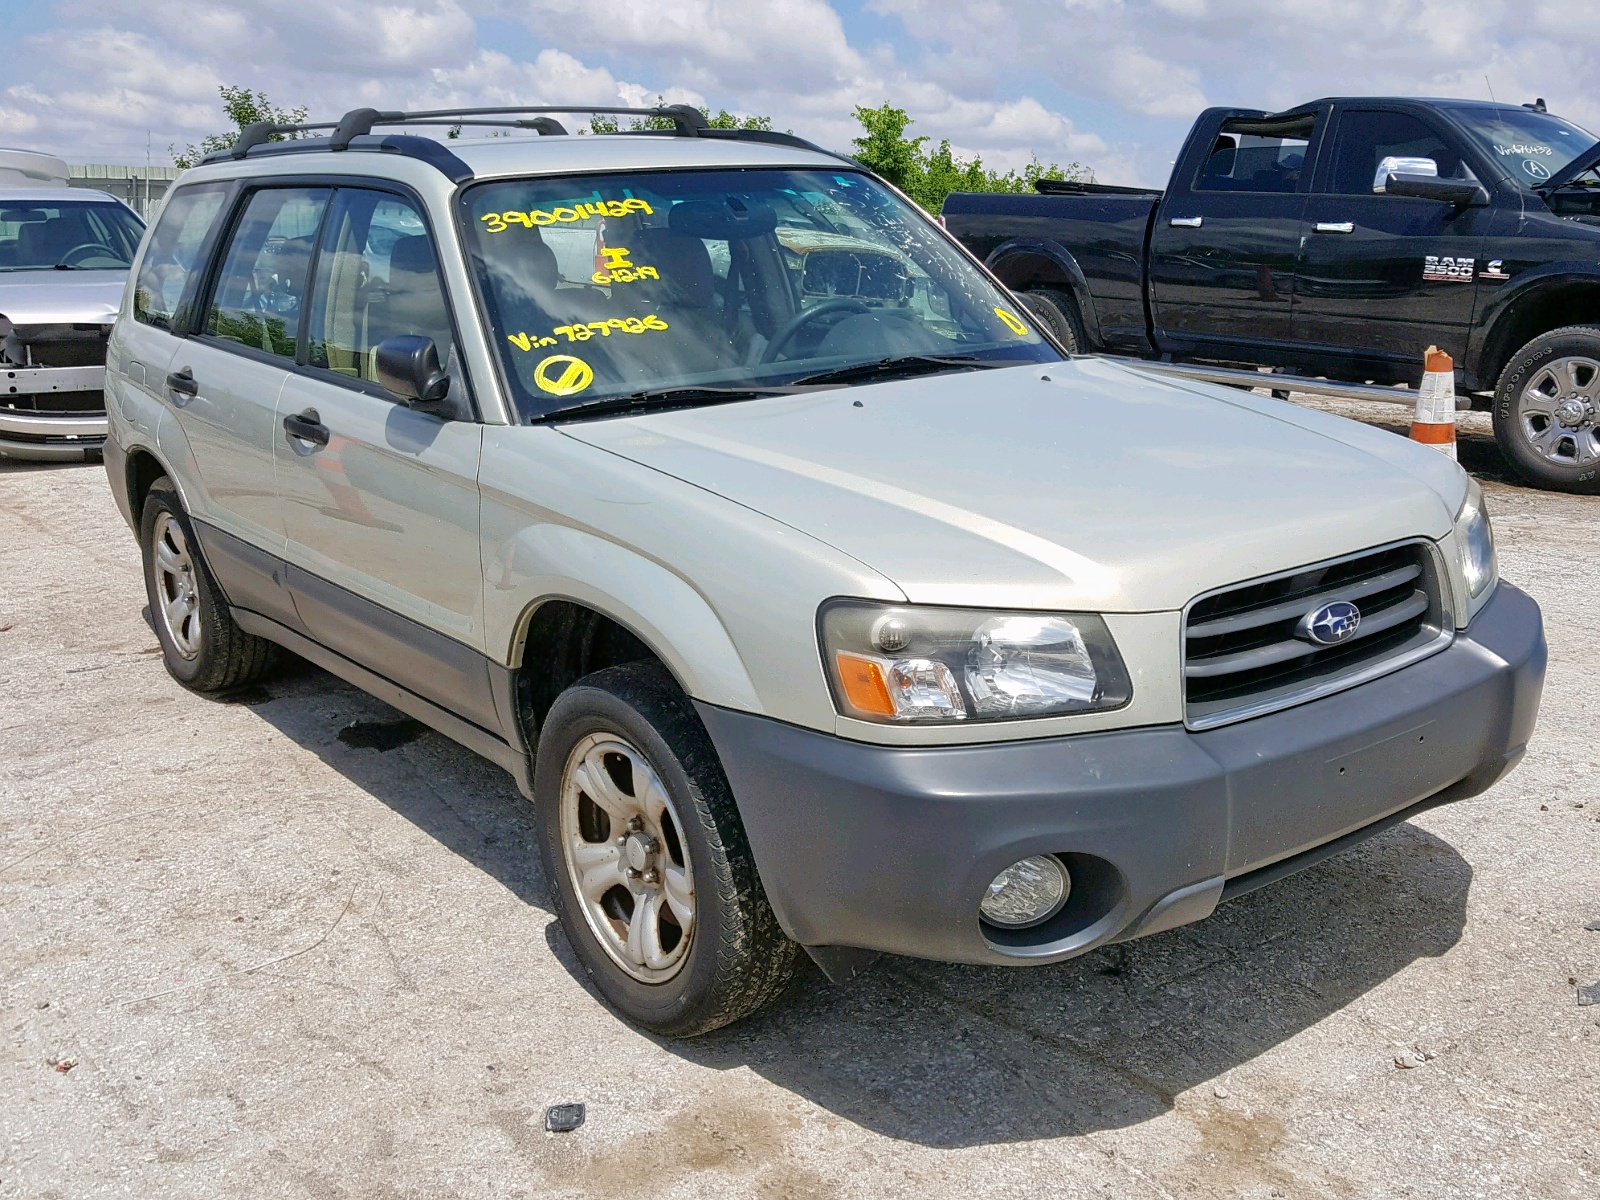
left=235, top=655, right=1472, bottom=1148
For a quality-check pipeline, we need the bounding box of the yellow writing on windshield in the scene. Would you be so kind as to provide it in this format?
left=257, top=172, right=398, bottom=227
left=506, top=315, right=670, bottom=352
left=533, top=355, right=594, bottom=396
left=592, top=246, right=660, bottom=286
left=480, top=198, right=653, bottom=233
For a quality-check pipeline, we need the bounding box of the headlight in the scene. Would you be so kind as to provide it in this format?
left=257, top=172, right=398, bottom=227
left=820, top=601, right=1132, bottom=723
left=1453, top=479, right=1497, bottom=600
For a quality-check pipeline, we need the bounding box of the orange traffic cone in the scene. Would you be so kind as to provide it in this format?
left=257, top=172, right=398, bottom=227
left=1411, top=346, right=1457, bottom=459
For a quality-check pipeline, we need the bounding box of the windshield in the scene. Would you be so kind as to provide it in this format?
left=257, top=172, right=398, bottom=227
left=1438, top=104, right=1599, bottom=188
left=462, top=168, right=1059, bottom=417
left=0, top=201, right=145, bottom=272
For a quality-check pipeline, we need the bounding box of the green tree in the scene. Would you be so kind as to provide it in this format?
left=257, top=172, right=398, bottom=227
left=173, top=86, right=309, bottom=167
left=848, top=103, right=1092, bottom=213
left=587, top=104, right=774, bottom=134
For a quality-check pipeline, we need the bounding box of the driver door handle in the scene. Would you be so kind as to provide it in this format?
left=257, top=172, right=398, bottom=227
left=1169, top=216, right=1204, bottom=228
left=1315, top=221, right=1355, bottom=234
left=282, top=408, right=330, bottom=448
left=165, top=369, right=198, bottom=405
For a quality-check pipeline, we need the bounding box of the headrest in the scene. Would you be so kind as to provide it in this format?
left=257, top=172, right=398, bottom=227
left=667, top=198, right=777, bottom=240
left=389, top=235, right=437, bottom=276
left=632, top=227, right=715, bottom=308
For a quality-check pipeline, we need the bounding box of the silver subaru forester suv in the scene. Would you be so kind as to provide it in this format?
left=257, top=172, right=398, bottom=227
left=105, top=105, right=1544, bottom=1035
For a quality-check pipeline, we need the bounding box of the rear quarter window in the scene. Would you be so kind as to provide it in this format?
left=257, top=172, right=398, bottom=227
left=133, top=184, right=229, bottom=331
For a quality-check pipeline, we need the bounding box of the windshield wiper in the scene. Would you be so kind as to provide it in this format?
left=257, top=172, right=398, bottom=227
left=790, top=355, right=1014, bottom=387
left=541, top=384, right=802, bottom=422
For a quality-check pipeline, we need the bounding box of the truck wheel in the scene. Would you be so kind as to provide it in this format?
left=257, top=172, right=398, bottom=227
left=534, top=662, right=797, bottom=1036
left=1018, top=288, right=1085, bottom=354
left=1493, top=325, right=1600, bottom=493
left=139, top=477, right=279, bottom=692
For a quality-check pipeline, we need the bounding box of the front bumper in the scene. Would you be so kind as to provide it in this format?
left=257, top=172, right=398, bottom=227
left=0, top=365, right=107, bottom=460
left=698, top=581, right=1545, bottom=967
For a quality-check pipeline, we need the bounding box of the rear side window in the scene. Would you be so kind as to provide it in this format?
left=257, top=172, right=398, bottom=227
left=1328, top=111, right=1475, bottom=195
left=133, top=185, right=226, bottom=329
left=305, top=188, right=457, bottom=385
left=1196, top=117, right=1315, bottom=194
left=205, top=187, right=330, bottom=359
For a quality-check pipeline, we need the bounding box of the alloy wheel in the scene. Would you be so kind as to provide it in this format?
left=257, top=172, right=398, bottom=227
left=559, top=732, right=696, bottom=982
left=1518, top=355, right=1600, bottom=467
left=152, top=512, right=202, bottom=659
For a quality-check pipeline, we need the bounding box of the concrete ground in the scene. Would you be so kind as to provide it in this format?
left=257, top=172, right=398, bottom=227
left=2, top=402, right=1597, bottom=1199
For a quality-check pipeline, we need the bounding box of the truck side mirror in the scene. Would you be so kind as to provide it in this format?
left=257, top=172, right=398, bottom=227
left=374, top=335, right=452, bottom=411
left=1372, top=155, right=1438, bottom=193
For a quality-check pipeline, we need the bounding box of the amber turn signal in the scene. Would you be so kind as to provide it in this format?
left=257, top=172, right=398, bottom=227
left=834, top=652, right=896, bottom=717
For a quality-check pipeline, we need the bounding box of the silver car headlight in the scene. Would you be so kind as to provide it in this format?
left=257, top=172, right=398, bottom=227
left=1453, top=478, right=1497, bottom=602
left=820, top=601, right=1132, bottom=723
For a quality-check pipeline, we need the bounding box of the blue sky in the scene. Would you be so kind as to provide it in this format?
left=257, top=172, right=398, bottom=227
left=4, top=1, right=1596, bottom=186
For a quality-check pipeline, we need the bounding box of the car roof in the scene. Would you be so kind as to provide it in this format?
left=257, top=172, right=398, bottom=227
left=445, top=132, right=850, bottom=179
left=0, top=186, right=124, bottom=204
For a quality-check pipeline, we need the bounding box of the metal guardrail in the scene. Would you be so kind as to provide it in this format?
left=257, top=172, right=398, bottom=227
left=1121, top=359, right=1473, bottom=413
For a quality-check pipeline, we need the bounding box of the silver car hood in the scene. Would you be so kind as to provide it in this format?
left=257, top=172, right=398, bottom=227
left=562, top=358, right=1467, bottom=612
left=0, top=270, right=126, bottom=326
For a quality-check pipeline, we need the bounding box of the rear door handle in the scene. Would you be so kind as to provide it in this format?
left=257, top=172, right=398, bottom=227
left=282, top=408, right=330, bottom=448
left=1169, top=216, right=1204, bottom=228
left=1315, top=221, right=1355, bottom=234
left=165, top=369, right=198, bottom=405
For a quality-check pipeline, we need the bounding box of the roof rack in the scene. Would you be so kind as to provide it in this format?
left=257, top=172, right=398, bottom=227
left=201, top=103, right=844, bottom=181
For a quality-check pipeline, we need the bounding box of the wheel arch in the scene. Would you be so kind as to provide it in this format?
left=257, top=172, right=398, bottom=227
left=497, top=550, right=765, bottom=744
left=1477, top=269, right=1600, bottom=390
left=124, top=443, right=181, bottom=527
left=983, top=239, right=1102, bottom=347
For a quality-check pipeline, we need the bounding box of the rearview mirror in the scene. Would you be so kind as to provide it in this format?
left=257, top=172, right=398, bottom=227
left=374, top=335, right=451, bottom=410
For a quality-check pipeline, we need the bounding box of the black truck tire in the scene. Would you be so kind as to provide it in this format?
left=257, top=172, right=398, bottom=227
left=1493, top=325, right=1600, bottom=494
left=534, top=662, right=798, bottom=1036
left=140, top=477, right=279, bottom=691
left=1018, top=289, right=1085, bottom=354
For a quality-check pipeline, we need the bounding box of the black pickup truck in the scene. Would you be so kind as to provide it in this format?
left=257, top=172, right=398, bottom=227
left=943, top=97, right=1600, bottom=491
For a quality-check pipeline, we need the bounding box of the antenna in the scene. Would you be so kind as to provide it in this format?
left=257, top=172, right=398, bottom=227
left=1484, top=76, right=1496, bottom=103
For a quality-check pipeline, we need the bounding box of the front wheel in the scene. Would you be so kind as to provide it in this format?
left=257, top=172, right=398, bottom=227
left=534, top=663, right=797, bottom=1036
left=1493, top=325, right=1600, bottom=493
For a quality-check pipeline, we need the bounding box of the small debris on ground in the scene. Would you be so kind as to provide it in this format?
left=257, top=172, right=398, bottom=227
left=34, top=1000, right=49, bottom=1009
left=1578, top=983, right=1600, bottom=1007
left=1213, top=1084, right=1230, bottom=1098
left=1584, top=919, right=1600, bottom=932
left=45, top=1055, right=78, bottom=1073
left=1394, top=1050, right=1425, bottom=1069
left=545, top=1103, right=586, bottom=1133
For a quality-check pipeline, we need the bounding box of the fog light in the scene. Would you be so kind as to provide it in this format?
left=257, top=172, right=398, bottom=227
left=980, top=855, right=1070, bottom=928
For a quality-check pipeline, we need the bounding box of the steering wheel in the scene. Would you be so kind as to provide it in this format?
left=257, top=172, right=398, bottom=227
left=761, top=298, right=871, bottom=363
left=58, top=242, right=116, bottom=268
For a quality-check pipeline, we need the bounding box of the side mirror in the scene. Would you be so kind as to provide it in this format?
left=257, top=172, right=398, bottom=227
left=374, top=335, right=451, bottom=410
left=1381, top=173, right=1490, bottom=207
left=1373, top=155, right=1438, bottom=192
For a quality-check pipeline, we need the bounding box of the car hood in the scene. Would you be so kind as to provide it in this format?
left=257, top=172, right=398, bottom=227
left=560, top=358, right=1467, bottom=612
left=0, top=270, right=126, bottom=326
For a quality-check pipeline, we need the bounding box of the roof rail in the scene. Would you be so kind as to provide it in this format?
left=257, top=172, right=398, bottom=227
left=203, top=103, right=843, bottom=181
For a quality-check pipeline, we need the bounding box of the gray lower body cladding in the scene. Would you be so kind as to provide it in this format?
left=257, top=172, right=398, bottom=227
left=697, top=582, right=1545, bottom=967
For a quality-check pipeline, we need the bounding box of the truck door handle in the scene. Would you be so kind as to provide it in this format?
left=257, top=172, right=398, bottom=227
left=282, top=409, right=330, bottom=448
left=1315, top=221, right=1355, bottom=234
left=165, top=369, right=198, bottom=405
left=1169, top=216, right=1204, bottom=228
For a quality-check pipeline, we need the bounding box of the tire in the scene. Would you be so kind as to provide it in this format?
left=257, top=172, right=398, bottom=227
left=1492, top=325, right=1600, bottom=493
left=534, top=663, right=797, bottom=1036
left=139, top=477, right=279, bottom=691
left=1017, top=288, right=1085, bottom=354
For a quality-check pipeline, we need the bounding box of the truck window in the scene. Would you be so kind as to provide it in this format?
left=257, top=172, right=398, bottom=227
left=1195, top=118, right=1313, bottom=194
left=1328, top=111, right=1473, bottom=195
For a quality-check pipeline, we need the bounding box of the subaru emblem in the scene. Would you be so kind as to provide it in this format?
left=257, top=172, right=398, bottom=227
left=1299, top=600, right=1362, bottom=646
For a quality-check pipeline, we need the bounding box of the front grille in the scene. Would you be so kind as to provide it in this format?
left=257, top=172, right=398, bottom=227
left=1184, top=542, right=1449, bottom=729
left=1, top=391, right=105, bottom=416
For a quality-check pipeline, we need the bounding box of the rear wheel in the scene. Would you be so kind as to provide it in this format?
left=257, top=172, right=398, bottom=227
left=534, top=663, right=797, bottom=1036
left=1018, top=288, right=1085, bottom=354
left=139, top=478, right=278, bottom=691
left=1493, top=325, right=1600, bottom=493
